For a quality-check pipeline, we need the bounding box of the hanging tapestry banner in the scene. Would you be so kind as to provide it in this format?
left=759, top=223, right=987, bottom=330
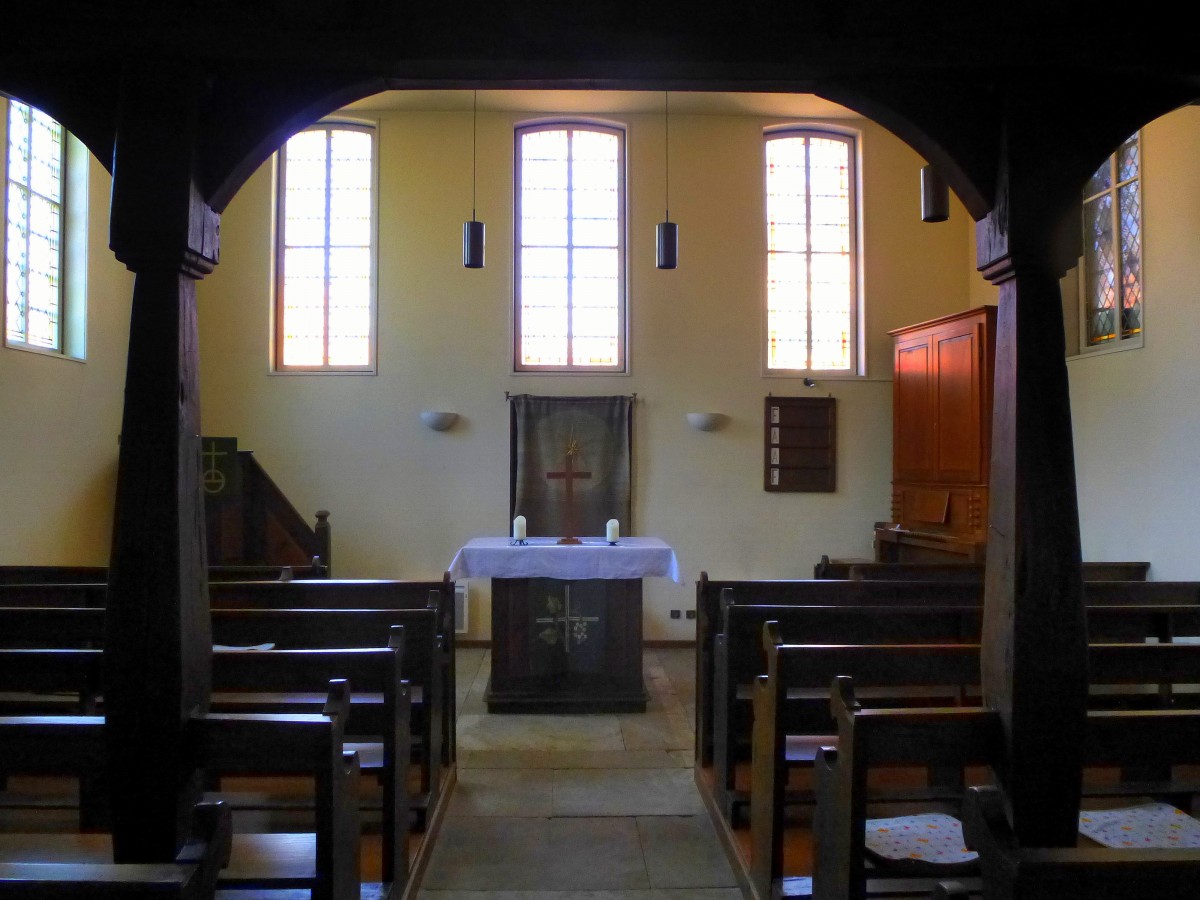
left=509, top=394, right=633, bottom=539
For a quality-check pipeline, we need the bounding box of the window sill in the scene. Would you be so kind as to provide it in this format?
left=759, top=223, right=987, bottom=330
left=1067, top=335, right=1144, bottom=361
left=4, top=341, right=85, bottom=363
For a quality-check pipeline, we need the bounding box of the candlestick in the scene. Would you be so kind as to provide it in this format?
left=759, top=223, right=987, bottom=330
left=513, top=515, right=527, bottom=542
left=606, top=518, right=619, bottom=543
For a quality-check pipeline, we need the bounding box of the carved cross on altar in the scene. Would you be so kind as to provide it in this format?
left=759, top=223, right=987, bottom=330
left=546, top=437, right=591, bottom=544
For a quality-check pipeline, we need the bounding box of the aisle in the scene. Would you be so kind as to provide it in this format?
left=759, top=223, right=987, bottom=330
left=415, top=647, right=742, bottom=899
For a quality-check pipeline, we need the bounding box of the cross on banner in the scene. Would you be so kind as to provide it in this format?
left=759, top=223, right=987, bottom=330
left=509, top=394, right=632, bottom=539
left=546, top=437, right=591, bottom=544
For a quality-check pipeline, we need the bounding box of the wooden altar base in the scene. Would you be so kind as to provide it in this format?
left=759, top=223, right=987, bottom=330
left=486, top=576, right=648, bottom=714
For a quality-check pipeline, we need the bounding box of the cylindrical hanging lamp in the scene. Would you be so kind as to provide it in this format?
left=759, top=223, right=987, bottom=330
left=464, top=90, right=486, bottom=268
left=657, top=91, right=678, bottom=269
left=920, top=164, right=950, bottom=223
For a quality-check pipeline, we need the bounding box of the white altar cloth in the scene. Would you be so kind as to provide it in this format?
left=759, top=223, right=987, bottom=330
left=448, top=536, right=682, bottom=584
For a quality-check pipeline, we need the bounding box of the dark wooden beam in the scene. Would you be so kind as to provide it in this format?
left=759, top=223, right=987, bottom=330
left=104, top=63, right=220, bottom=863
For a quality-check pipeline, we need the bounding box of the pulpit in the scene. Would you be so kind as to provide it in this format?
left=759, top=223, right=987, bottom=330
left=448, top=537, right=681, bottom=713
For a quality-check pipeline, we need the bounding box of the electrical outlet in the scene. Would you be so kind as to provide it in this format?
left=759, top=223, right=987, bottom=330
left=670, top=609, right=681, bottom=619
left=685, top=609, right=696, bottom=619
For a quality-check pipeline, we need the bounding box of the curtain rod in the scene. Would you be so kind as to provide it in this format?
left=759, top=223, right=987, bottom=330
left=505, top=392, right=638, bottom=402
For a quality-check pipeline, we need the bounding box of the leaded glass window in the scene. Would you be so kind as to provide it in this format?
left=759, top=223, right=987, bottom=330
left=1081, top=132, right=1142, bottom=351
left=765, top=129, right=859, bottom=373
left=515, top=122, right=626, bottom=372
left=275, top=122, right=376, bottom=371
left=5, top=101, right=64, bottom=352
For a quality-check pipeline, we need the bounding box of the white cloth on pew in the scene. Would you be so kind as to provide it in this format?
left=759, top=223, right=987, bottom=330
left=863, top=813, right=978, bottom=872
left=212, top=643, right=274, bottom=651
left=1079, top=802, right=1200, bottom=848
left=447, top=536, right=682, bottom=583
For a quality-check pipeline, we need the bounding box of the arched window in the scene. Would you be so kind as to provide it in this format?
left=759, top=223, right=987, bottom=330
left=5, top=98, right=86, bottom=359
left=514, top=121, right=626, bottom=372
left=274, top=121, right=377, bottom=372
left=1080, top=132, right=1142, bottom=352
left=764, top=128, right=860, bottom=373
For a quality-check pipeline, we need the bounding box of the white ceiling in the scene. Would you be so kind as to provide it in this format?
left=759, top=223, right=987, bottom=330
left=345, top=89, right=857, bottom=119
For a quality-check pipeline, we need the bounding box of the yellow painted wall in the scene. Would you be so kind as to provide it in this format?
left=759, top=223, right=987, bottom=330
left=0, top=98, right=134, bottom=563
left=1069, top=104, right=1200, bottom=578
left=197, top=98, right=976, bottom=639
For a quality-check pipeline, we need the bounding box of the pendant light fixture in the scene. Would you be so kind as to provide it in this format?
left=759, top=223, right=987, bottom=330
left=920, top=163, right=950, bottom=223
left=656, top=91, right=678, bottom=269
left=463, top=90, right=485, bottom=268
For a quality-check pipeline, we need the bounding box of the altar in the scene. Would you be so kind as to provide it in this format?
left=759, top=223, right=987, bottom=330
left=448, top=537, right=681, bottom=713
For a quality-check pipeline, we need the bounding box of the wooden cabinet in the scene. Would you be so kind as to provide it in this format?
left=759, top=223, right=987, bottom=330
left=879, top=306, right=996, bottom=562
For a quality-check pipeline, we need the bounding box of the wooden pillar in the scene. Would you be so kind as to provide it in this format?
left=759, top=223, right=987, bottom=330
left=977, top=163, right=1088, bottom=847
left=104, top=65, right=220, bottom=862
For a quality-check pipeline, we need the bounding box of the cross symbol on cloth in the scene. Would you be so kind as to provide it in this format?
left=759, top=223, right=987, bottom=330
left=546, top=439, right=591, bottom=544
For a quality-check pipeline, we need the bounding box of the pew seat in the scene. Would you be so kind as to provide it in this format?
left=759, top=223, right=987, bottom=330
left=0, top=800, right=231, bottom=899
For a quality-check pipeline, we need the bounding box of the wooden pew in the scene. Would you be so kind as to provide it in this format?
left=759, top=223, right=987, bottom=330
left=749, top=639, right=990, bottom=900
left=0, top=578, right=456, bottom=774
left=803, top=645, right=1200, bottom=900
left=0, top=564, right=329, bottom=584
left=712, top=603, right=981, bottom=822
left=0, top=603, right=445, bottom=827
left=208, top=638, right=411, bottom=885
left=209, top=605, right=445, bottom=826
left=694, top=573, right=1196, bottom=766
left=0, top=683, right=360, bottom=900
left=695, top=574, right=985, bottom=765
left=710, top=600, right=1200, bottom=825
left=0, top=800, right=232, bottom=899
left=209, top=576, right=457, bottom=767
left=842, top=561, right=1150, bottom=583
left=954, top=785, right=1200, bottom=900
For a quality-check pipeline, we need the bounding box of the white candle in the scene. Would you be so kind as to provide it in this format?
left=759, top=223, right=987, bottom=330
left=606, top=518, right=619, bottom=542
left=513, top=515, right=527, bottom=541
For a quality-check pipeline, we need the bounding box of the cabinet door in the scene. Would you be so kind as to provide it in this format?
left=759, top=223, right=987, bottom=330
left=894, top=334, right=937, bottom=482
left=933, top=319, right=986, bottom=483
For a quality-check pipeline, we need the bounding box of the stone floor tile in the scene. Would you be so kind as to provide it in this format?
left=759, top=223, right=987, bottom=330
left=551, top=769, right=705, bottom=817
left=636, top=815, right=739, bottom=888
left=618, top=714, right=692, bottom=752
left=448, top=768, right=555, bottom=817
left=421, top=817, right=649, bottom=891
left=457, top=714, right=625, bottom=753
left=459, top=749, right=685, bottom=770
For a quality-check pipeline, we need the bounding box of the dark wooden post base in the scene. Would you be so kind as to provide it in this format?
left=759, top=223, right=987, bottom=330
left=979, top=253, right=1088, bottom=847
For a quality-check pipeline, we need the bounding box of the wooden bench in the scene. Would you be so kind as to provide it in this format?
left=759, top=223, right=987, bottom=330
left=839, top=561, right=1150, bottom=583
left=948, top=784, right=1200, bottom=900
left=209, top=638, right=411, bottom=885
left=0, top=601, right=448, bottom=827
left=800, top=644, right=1200, bottom=900
left=0, top=800, right=231, bottom=899
left=695, top=574, right=1200, bottom=766
left=210, top=606, right=445, bottom=833
left=209, top=605, right=445, bottom=826
left=695, top=574, right=986, bottom=765
left=0, top=682, right=361, bottom=900
left=0, top=564, right=329, bottom=584
left=713, top=603, right=982, bottom=822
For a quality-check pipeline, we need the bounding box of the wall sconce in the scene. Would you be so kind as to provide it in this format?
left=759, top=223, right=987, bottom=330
left=464, top=90, right=485, bottom=268
left=686, top=412, right=727, bottom=432
left=656, top=91, right=679, bottom=269
left=921, top=164, right=950, bottom=223
left=803, top=377, right=818, bottom=388
left=420, top=410, right=459, bottom=431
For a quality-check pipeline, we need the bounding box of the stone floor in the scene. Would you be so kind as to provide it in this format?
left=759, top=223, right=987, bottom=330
left=415, top=646, right=742, bottom=900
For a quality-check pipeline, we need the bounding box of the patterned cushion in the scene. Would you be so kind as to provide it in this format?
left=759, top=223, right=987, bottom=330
left=1079, top=803, right=1200, bottom=849
left=863, top=812, right=979, bottom=874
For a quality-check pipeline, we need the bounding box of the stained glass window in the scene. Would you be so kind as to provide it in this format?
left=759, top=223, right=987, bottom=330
left=765, top=129, right=858, bottom=372
left=5, top=101, right=64, bottom=352
left=275, top=123, right=376, bottom=371
left=515, top=123, right=625, bottom=372
left=1081, top=133, right=1142, bottom=351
